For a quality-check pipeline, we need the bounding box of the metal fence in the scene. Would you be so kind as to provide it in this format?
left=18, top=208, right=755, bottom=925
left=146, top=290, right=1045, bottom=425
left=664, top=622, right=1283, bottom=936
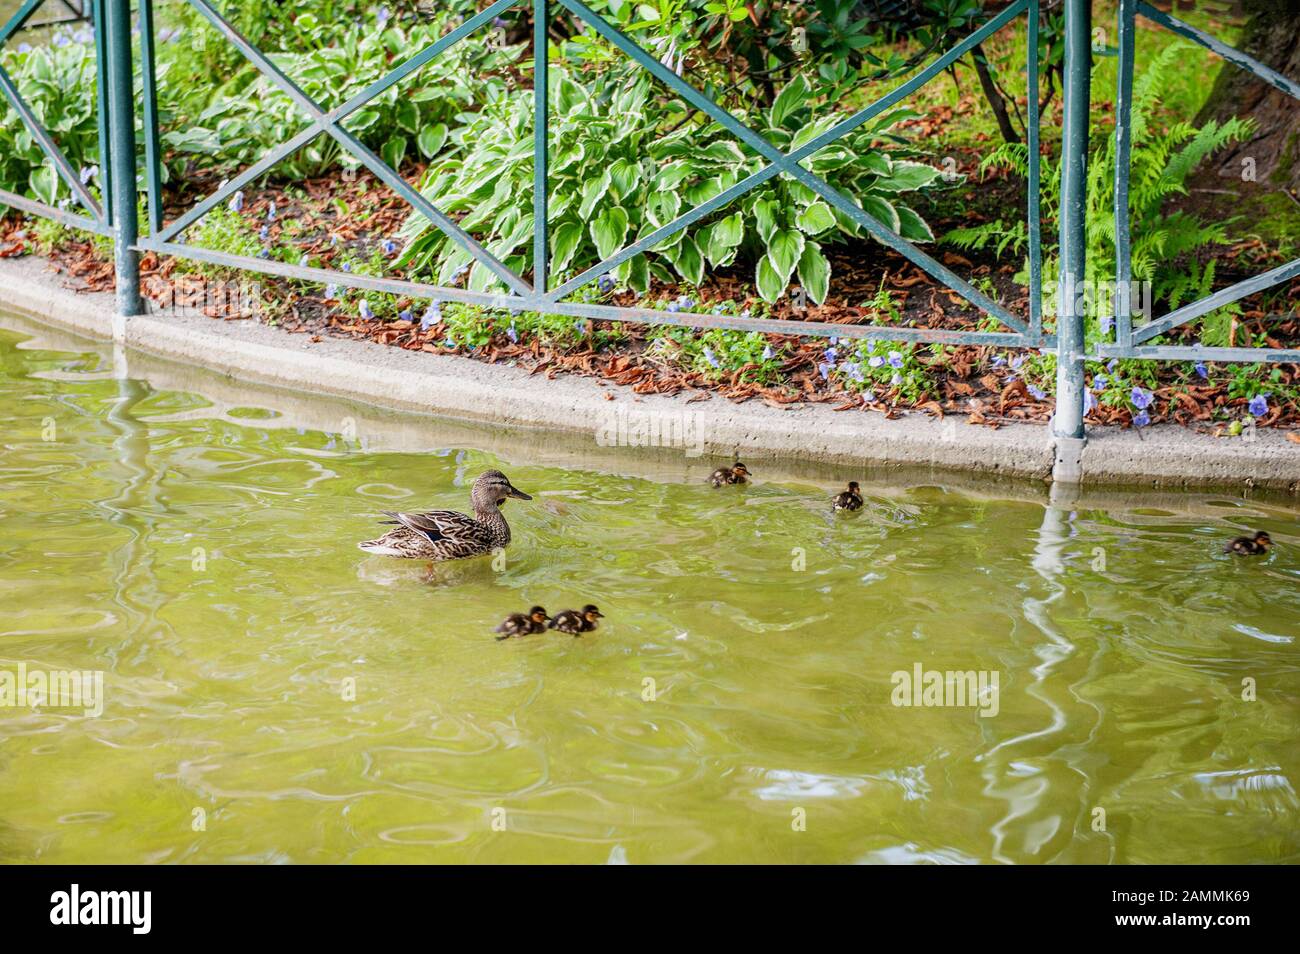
left=0, top=0, right=1296, bottom=478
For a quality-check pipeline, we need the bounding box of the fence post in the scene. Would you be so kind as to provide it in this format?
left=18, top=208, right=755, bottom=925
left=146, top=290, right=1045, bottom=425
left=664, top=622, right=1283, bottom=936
left=105, top=0, right=143, bottom=318
left=1052, top=0, right=1090, bottom=483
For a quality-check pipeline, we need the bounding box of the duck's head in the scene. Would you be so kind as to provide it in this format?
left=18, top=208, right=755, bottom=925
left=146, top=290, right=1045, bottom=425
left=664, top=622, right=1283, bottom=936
left=529, top=606, right=550, bottom=624
left=1255, top=531, right=1273, bottom=549
left=846, top=481, right=860, bottom=493
left=582, top=604, right=604, bottom=623
left=731, top=462, right=750, bottom=477
left=472, top=470, right=532, bottom=509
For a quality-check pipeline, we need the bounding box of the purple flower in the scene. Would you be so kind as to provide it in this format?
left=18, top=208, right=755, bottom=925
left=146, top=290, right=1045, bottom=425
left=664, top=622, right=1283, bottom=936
left=267, top=202, right=277, bottom=220
left=597, top=274, right=614, bottom=293
left=1009, top=355, right=1026, bottom=371
left=762, top=345, right=774, bottom=361
left=888, top=351, right=904, bottom=369
left=702, top=346, right=720, bottom=368
left=1248, top=394, right=1269, bottom=417
left=420, top=302, right=441, bottom=330
left=1084, top=389, right=1097, bottom=414
left=890, top=372, right=902, bottom=386
left=818, top=361, right=832, bottom=380
left=666, top=301, right=680, bottom=313
left=325, top=284, right=339, bottom=299
left=1130, top=387, right=1152, bottom=410
left=382, top=239, right=397, bottom=255
left=16, top=43, right=32, bottom=54
left=991, top=355, right=1006, bottom=368
left=79, top=165, right=98, bottom=185
left=1133, top=410, right=1150, bottom=428
left=1100, top=314, right=1113, bottom=335
left=824, top=347, right=838, bottom=364
left=341, top=262, right=352, bottom=273
left=848, top=363, right=865, bottom=383
left=1028, top=385, right=1047, bottom=400
left=868, top=354, right=884, bottom=369
left=398, top=309, right=413, bottom=322
left=863, top=389, right=877, bottom=403
left=1094, top=374, right=1108, bottom=388
left=1194, top=362, right=1208, bottom=380
left=676, top=296, right=695, bottom=311
left=377, top=5, right=390, bottom=24
left=506, top=324, right=518, bottom=343
left=359, top=300, right=373, bottom=320
left=259, top=225, right=270, bottom=241
left=1106, top=358, right=1119, bottom=373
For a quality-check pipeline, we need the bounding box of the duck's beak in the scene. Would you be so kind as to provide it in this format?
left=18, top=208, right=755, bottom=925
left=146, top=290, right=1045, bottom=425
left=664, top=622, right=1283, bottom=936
left=507, top=485, right=532, bottom=501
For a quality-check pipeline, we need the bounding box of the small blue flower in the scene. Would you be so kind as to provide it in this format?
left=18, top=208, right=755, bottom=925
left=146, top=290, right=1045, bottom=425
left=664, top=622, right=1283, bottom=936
left=398, top=309, right=412, bottom=322
left=506, top=324, right=518, bottom=343
left=359, top=300, right=373, bottom=320
left=1084, top=389, right=1097, bottom=414
left=991, top=355, right=1006, bottom=368
left=382, top=239, right=397, bottom=255
left=703, top=346, right=719, bottom=368
left=341, top=262, right=352, bottom=273
left=325, top=284, right=339, bottom=299
left=597, top=274, right=614, bottom=293
left=53, top=33, right=69, bottom=48
left=377, top=5, right=390, bottom=24
left=228, top=190, right=244, bottom=212
left=676, top=295, right=695, bottom=311
left=824, top=347, right=838, bottom=364
left=1106, top=358, right=1119, bottom=373
left=868, top=355, right=884, bottom=369
left=267, top=202, right=276, bottom=220
left=1133, top=410, right=1150, bottom=428
left=666, top=301, right=680, bottom=313
left=78, top=165, right=98, bottom=185
left=1094, top=374, right=1108, bottom=388
left=1248, top=394, right=1269, bottom=417
left=1028, top=385, right=1047, bottom=400
left=818, top=361, right=832, bottom=380
left=16, top=43, right=32, bottom=54
left=1194, top=362, right=1208, bottom=380
left=259, top=225, right=270, bottom=241
left=420, top=302, right=441, bottom=330
left=1009, top=355, right=1026, bottom=371
left=863, top=389, right=877, bottom=403
left=888, top=351, right=904, bottom=369
left=1100, top=314, right=1113, bottom=335
left=256, top=249, right=269, bottom=259
left=762, top=345, right=774, bottom=361
left=1130, top=386, right=1152, bottom=410
left=890, top=372, right=902, bottom=386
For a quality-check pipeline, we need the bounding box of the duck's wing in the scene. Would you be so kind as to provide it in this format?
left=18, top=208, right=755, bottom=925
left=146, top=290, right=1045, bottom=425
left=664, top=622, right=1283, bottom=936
left=383, top=509, right=495, bottom=554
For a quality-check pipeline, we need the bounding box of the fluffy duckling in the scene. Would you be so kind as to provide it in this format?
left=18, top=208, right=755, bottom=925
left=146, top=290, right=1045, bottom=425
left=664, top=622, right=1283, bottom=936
left=709, top=461, right=750, bottom=487
left=548, top=604, right=603, bottom=635
left=833, top=481, right=863, bottom=512
left=1225, top=531, right=1272, bottom=556
left=495, top=606, right=550, bottom=641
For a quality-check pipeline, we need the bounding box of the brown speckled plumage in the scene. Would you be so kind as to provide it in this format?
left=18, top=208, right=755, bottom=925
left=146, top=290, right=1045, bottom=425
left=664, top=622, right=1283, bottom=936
left=358, top=470, right=531, bottom=561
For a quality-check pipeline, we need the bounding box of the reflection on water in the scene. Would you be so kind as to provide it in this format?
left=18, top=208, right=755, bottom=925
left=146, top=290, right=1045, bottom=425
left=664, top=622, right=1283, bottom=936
left=0, top=319, right=1297, bottom=864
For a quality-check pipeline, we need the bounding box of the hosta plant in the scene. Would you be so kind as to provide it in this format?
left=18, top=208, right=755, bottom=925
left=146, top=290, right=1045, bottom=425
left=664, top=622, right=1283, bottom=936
left=396, top=69, right=943, bottom=303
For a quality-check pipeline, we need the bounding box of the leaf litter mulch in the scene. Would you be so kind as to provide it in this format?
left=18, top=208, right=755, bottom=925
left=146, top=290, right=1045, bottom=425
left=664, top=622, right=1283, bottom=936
left=3, top=157, right=1298, bottom=438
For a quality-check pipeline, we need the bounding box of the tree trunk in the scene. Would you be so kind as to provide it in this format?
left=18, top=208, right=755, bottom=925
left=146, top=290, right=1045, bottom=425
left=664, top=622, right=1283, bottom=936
left=1194, top=0, right=1300, bottom=194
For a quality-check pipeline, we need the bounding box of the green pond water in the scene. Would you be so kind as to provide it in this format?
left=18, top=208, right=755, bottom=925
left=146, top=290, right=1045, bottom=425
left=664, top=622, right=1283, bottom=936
left=1, top=317, right=1298, bottom=864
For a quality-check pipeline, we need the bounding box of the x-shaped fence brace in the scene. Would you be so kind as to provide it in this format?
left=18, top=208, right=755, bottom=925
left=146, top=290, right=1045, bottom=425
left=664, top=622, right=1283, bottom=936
left=0, top=0, right=112, bottom=235
left=1104, top=0, right=1300, bottom=363
left=135, top=0, right=1047, bottom=348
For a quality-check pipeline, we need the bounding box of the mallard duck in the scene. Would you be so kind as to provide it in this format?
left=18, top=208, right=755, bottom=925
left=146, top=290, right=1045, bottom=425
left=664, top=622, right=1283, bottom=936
left=357, top=469, right=532, bottom=561
left=495, top=606, right=550, bottom=640
left=709, top=461, right=750, bottom=487
left=1225, top=530, right=1272, bottom=556
left=548, top=604, right=603, bottom=635
left=833, top=481, right=863, bottom=512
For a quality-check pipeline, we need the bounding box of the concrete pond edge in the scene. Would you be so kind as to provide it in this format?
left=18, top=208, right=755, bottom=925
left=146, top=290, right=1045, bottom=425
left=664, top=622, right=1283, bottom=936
left=1, top=255, right=1295, bottom=494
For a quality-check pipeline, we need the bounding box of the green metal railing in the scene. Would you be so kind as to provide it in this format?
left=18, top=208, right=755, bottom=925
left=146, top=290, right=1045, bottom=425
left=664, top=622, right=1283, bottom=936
left=1, top=0, right=1296, bottom=473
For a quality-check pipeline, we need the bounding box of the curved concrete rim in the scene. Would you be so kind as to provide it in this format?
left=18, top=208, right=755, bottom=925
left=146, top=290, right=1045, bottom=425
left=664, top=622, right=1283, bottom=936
left=1, top=255, right=1296, bottom=494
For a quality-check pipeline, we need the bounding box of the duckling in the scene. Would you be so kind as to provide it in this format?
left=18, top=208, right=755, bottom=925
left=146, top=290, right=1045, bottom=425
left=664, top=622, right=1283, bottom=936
left=1225, top=530, right=1272, bottom=556
left=495, top=606, right=550, bottom=641
left=358, top=470, right=532, bottom=561
left=833, top=481, right=863, bottom=512
left=548, top=604, right=603, bottom=636
left=709, top=461, right=750, bottom=487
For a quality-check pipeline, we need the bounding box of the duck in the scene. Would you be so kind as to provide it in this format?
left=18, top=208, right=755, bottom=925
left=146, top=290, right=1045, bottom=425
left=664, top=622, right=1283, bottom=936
left=1225, top=530, right=1272, bottom=556
left=709, top=461, right=750, bottom=487
left=833, top=481, right=863, bottom=512
left=357, top=469, right=532, bottom=561
left=495, top=606, right=550, bottom=641
left=548, top=604, right=603, bottom=635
